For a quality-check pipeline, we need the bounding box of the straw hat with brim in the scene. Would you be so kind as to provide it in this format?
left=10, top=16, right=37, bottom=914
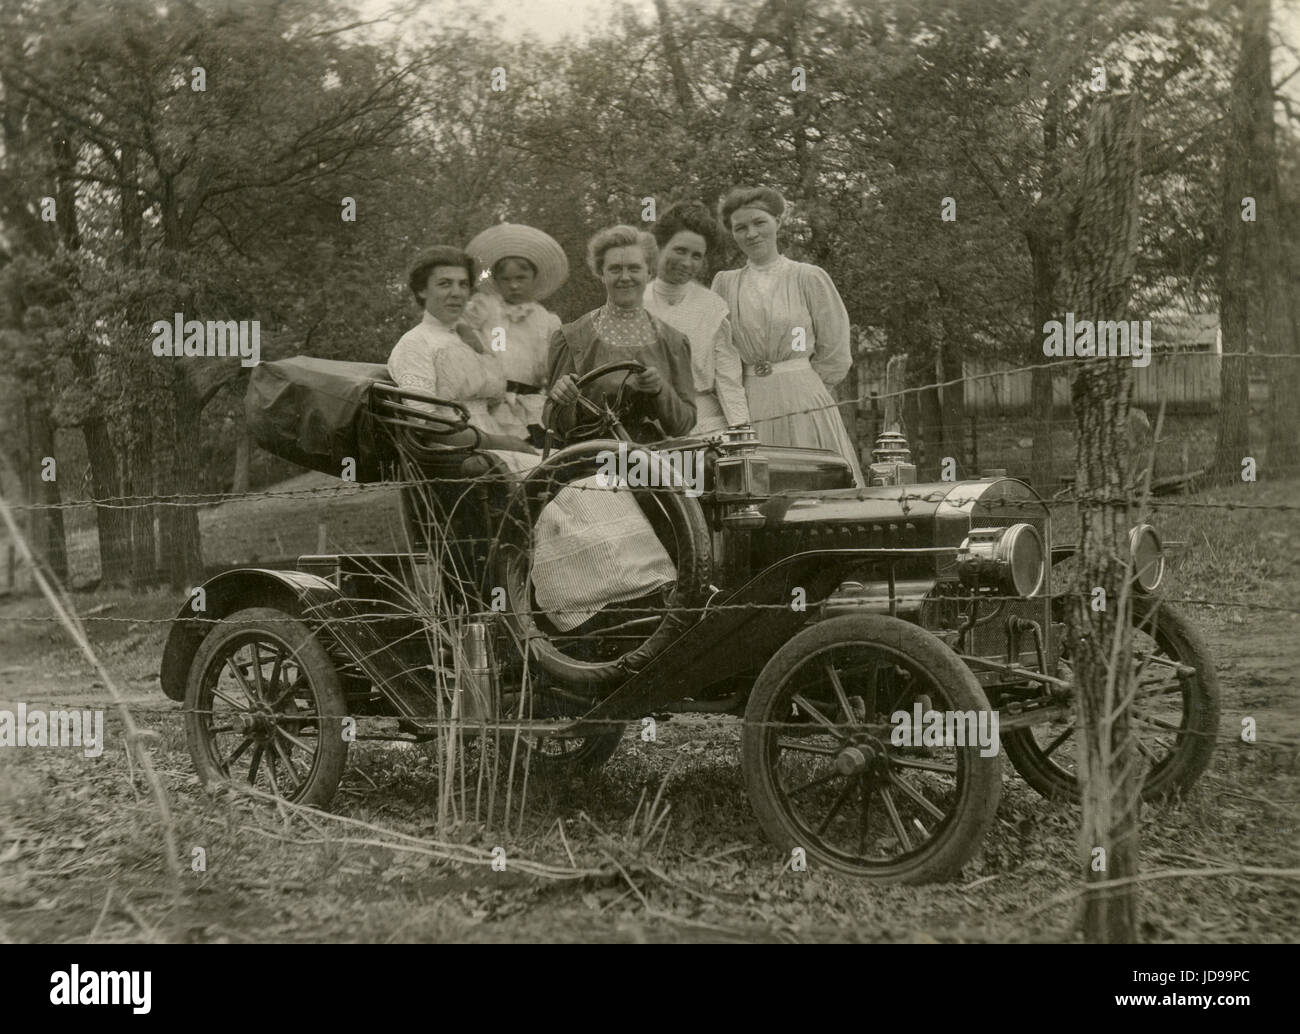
left=466, top=223, right=569, bottom=301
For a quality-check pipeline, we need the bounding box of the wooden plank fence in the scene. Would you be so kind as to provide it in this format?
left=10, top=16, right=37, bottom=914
left=961, top=351, right=1224, bottom=414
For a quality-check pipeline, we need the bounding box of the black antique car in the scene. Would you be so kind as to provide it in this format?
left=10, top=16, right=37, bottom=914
left=158, top=356, right=1219, bottom=884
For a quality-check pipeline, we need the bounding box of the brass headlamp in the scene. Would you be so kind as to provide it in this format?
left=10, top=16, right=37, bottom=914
left=715, top=425, right=769, bottom=529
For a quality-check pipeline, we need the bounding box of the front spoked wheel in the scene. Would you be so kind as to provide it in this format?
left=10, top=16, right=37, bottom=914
left=184, top=607, right=348, bottom=808
left=1003, top=597, right=1220, bottom=802
left=741, top=614, right=1001, bottom=884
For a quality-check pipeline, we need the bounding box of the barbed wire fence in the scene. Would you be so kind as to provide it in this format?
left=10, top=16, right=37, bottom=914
left=1, top=349, right=1297, bottom=941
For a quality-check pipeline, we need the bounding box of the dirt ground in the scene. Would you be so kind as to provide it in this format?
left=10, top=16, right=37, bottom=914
left=0, top=475, right=1297, bottom=943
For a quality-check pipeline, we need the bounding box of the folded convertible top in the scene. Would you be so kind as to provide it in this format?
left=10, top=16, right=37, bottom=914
left=245, top=356, right=394, bottom=482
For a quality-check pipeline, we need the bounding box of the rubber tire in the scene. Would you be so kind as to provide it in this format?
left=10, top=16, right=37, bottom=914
left=1003, top=597, right=1219, bottom=802
left=498, top=440, right=711, bottom=687
left=741, top=614, right=1002, bottom=884
left=184, top=607, right=349, bottom=809
left=523, top=726, right=624, bottom=774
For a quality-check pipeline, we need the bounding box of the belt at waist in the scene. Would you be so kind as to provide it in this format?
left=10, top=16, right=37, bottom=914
left=506, top=380, right=543, bottom=395
left=743, top=356, right=812, bottom=377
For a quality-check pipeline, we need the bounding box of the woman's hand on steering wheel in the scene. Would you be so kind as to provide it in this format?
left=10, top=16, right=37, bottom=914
left=543, top=360, right=649, bottom=456
left=550, top=360, right=649, bottom=418
left=548, top=373, right=583, bottom=408
left=628, top=366, right=664, bottom=397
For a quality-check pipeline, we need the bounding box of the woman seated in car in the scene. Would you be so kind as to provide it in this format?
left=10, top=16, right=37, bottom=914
left=387, top=245, right=535, bottom=456
left=546, top=225, right=696, bottom=443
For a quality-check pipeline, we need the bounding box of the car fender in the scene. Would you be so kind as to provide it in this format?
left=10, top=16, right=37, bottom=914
left=158, top=568, right=341, bottom=701
left=571, top=547, right=941, bottom=729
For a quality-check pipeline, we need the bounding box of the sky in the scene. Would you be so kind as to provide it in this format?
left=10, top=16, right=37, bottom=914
left=355, top=0, right=660, bottom=43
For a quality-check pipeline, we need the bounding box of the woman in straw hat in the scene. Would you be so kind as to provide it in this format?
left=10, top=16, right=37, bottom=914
left=547, top=224, right=696, bottom=443
left=464, top=222, right=568, bottom=445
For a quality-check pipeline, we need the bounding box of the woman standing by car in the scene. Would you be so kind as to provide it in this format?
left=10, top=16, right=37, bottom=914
left=710, top=186, right=863, bottom=484
left=547, top=224, right=696, bottom=443
left=643, top=201, right=749, bottom=435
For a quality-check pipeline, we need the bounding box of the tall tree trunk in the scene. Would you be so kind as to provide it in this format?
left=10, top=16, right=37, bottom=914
left=1027, top=229, right=1061, bottom=492
left=127, top=408, right=157, bottom=587
left=25, top=398, right=68, bottom=580
left=51, top=122, right=81, bottom=253
left=1214, top=0, right=1268, bottom=481
left=1248, top=0, right=1300, bottom=466
left=232, top=427, right=251, bottom=495
left=82, top=418, right=132, bottom=585
left=158, top=369, right=205, bottom=588
left=1027, top=82, right=1066, bottom=494
left=937, top=299, right=970, bottom=472
left=1061, top=94, right=1145, bottom=945
left=653, top=0, right=694, bottom=114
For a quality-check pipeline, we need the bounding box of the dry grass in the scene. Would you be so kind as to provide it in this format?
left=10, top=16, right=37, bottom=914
left=0, top=473, right=1297, bottom=943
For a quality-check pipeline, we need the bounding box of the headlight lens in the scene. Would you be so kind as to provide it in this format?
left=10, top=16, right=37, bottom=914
left=958, top=523, right=1045, bottom=598
left=714, top=454, right=769, bottom=501
left=1128, top=524, right=1165, bottom=593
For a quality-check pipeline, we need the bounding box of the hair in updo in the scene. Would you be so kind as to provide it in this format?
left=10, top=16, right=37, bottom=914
left=718, top=186, right=787, bottom=229
left=408, top=246, right=476, bottom=304
left=586, top=224, right=658, bottom=277
left=652, top=201, right=724, bottom=254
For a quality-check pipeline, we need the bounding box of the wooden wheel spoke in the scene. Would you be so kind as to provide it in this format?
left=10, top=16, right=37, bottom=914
left=882, top=668, right=913, bottom=717
left=776, top=738, right=838, bottom=757
left=222, top=735, right=254, bottom=769
left=265, top=750, right=282, bottom=796
left=267, top=646, right=285, bottom=696
left=225, top=655, right=259, bottom=706
left=212, top=687, right=250, bottom=713
left=890, top=756, right=957, bottom=776
left=1041, top=724, right=1075, bottom=759
left=787, top=765, right=844, bottom=798
left=825, top=661, right=856, bottom=728
left=815, top=779, right=856, bottom=836
left=791, top=693, right=844, bottom=738
left=879, top=786, right=912, bottom=852
left=250, top=641, right=267, bottom=699
left=271, top=737, right=303, bottom=787
left=858, top=779, right=872, bottom=855
left=1135, top=736, right=1163, bottom=764
left=888, top=772, right=946, bottom=822
left=273, top=723, right=317, bottom=754
left=267, top=656, right=301, bottom=709
left=247, top=743, right=265, bottom=784
left=1132, top=712, right=1183, bottom=732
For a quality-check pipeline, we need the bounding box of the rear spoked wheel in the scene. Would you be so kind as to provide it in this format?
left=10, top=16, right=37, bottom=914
left=513, top=681, right=625, bottom=773
left=184, top=607, right=348, bottom=808
left=741, top=614, right=1001, bottom=884
left=1003, top=597, right=1219, bottom=802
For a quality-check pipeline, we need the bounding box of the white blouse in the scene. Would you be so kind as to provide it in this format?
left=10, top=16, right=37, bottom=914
left=387, top=310, right=511, bottom=434
left=463, top=290, right=561, bottom=389
left=711, top=255, right=851, bottom=388
left=643, top=278, right=749, bottom=426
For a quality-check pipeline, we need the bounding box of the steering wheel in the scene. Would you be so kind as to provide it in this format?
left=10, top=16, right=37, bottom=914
left=542, top=359, right=647, bottom=456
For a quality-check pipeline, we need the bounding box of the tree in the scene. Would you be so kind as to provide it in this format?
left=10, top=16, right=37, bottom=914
left=0, top=0, right=426, bottom=585
left=1060, top=93, right=1145, bottom=943
left=1214, top=0, right=1269, bottom=481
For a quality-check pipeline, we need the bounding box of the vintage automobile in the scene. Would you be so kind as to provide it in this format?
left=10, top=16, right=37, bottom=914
left=157, top=356, right=1219, bottom=884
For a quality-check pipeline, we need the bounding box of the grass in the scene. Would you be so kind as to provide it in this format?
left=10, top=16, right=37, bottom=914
left=0, top=472, right=1297, bottom=943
